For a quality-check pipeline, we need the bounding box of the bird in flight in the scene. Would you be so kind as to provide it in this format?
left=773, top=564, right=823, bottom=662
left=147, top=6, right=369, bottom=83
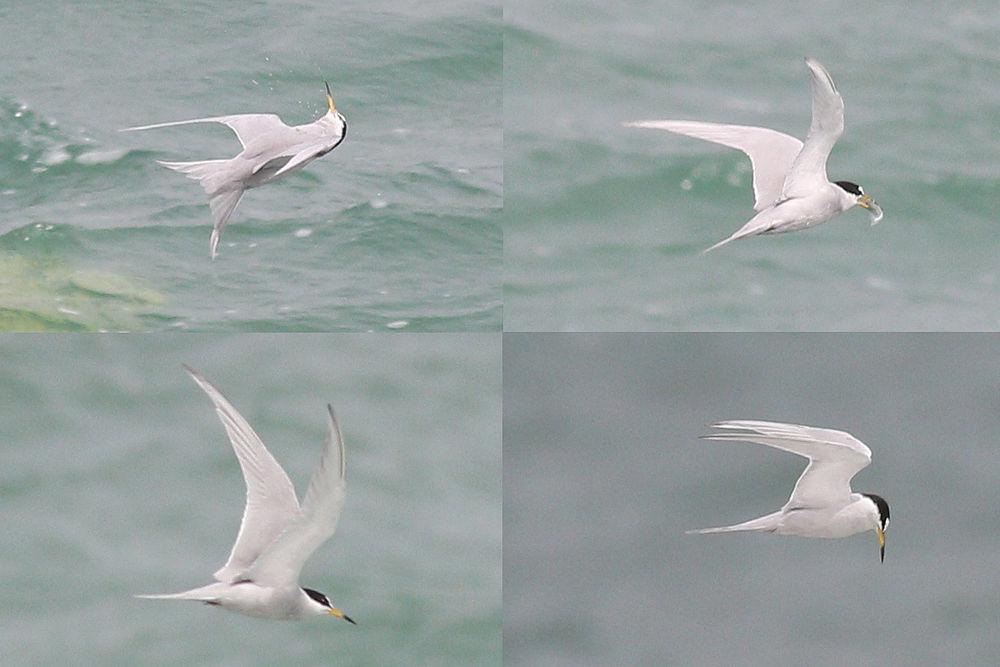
left=137, top=366, right=357, bottom=621
left=124, top=83, right=347, bottom=258
left=626, top=58, right=883, bottom=253
left=688, top=420, right=890, bottom=562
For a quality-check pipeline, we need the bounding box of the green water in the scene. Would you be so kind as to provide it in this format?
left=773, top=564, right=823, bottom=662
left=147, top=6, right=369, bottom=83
left=504, top=1, right=1000, bottom=331
left=3, top=1, right=1000, bottom=665
left=0, top=2, right=501, bottom=332
left=1, top=334, right=501, bottom=665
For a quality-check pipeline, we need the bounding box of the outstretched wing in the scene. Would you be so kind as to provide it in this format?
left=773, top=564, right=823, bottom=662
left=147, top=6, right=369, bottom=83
left=702, top=420, right=872, bottom=508
left=624, top=120, right=803, bottom=211
left=183, top=365, right=300, bottom=583
left=780, top=58, right=845, bottom=198
left=247, top=405, right=347, bottom=588
left=122, top=113, right=289, bottom=148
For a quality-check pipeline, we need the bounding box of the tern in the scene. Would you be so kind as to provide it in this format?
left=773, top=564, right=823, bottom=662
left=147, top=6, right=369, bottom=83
left=123, top=83, right=347, bottom=258
left=625, top=58, right=883, bottom=253
left=137, top=366, right=357, bottom=622
left=688, top=420, right=890, bottom=562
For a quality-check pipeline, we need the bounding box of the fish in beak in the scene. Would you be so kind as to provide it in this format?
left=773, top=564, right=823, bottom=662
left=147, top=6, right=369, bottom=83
left=858, top=194, right=884, bottom=225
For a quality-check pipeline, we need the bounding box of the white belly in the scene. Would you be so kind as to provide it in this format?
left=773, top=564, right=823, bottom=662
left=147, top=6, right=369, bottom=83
left=216, top=582, right=302, bottom=619
left=758, top=192, right=842, bottom=234
left=775, top=506, right=872, bottom=538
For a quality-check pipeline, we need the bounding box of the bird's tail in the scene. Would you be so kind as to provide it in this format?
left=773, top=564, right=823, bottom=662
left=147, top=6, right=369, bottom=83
left=686, top=511, right=782, bottom=535
left=701, top=227, right=761, bottom=254
left=157, top=160, right=244, bottom=259
left=702, top=214, right=776, bottom=254
left=701, top=234, right=740, bottom=254
left=157, top=159, right=231, bottom=195
left=135, top=584, right=220, bottom=603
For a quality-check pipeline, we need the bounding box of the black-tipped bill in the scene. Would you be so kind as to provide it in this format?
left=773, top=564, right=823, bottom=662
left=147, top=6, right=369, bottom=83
left=328, top=607, right=356, bottom=624
left=877, top=525, right=885, bottom=563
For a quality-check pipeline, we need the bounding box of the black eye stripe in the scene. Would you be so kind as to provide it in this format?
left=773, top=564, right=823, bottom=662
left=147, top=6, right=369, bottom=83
left=862, top=493, right=890, bottom=528
left=303, top=587, right=330, bottom=607
left=835, top=180, right=863, bottom=196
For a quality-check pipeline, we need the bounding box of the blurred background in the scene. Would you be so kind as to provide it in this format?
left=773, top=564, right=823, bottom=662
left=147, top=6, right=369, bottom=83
left=0, top=334, right=500, bottom=664
left=0, top=1, right=500, bottom=331
left=505, top=1, right=999, bottom=330
left=505, top=334, right=999, bottom=665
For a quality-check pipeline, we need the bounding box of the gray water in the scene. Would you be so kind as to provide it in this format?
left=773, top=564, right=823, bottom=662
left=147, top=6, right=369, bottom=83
left=1, top=335, right=501, bottom=665
left=504, top=334, right=1000, bottom=665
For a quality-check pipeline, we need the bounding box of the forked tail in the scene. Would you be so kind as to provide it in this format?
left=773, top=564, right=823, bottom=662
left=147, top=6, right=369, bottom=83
left=135, top=585, right=219, bottom=603
left=701, top=227, right=759, bottom=254
left=686, top=511, right=782, bottom=534
left=701, top=234, right=739, bottom=254
left=157, top=160, right=244, bottom=259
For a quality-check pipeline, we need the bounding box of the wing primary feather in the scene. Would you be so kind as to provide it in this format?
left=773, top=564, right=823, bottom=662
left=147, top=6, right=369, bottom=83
left=624, top=119, right=803, bottom=211
left=181, top=365, right=300, bottom=583
left=245, top=403, right=348, bottom=588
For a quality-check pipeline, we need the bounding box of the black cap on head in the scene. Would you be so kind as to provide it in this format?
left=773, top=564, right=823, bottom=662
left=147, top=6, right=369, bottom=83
left=863, top=493, right=890, bottom=529
left=303, top=587, right=331, bottom=608
left=835, top=180, right=864, bottom=196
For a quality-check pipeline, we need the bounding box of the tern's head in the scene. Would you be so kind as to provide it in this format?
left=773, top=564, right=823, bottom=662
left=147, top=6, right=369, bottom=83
left=861, top=493, right=890, bottom=563
left=321, top=81, right=347, bottom=128
left=302, top=587, right=356, bottom=624
left=835, top=180, right=884, bottom=225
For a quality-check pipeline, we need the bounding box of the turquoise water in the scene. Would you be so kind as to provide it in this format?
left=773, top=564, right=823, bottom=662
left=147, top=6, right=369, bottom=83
left=0, top=2, right=501, bottom=331
left=0, top=334, right=501, bottom=664
left=505, top=2, right=1000, bottom=331
left=504, top=334, right=1000, bottom=665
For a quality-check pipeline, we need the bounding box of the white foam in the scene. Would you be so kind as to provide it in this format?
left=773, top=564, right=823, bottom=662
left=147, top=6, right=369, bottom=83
left=39, top=146, right=71, bottom=166
left=76, top=149, right=127, bottom=165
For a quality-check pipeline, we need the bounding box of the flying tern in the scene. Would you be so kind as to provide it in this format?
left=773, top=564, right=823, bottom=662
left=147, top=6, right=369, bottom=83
left=625, top=58, right=883, bottom=252
left=137, top=366, right=357, bottom=621
left=124, top=83, right=347, bottom=258
left=688, top=420, right=890, bottom=562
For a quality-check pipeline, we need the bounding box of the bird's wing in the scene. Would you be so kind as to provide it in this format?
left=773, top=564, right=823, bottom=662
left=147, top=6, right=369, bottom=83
left=702, top=420, right=872, bottom=507
left=183, top=366, right=301, bottom=583
left=780, top=58, right=845, bottom=198
left=270, top=143, right=330, bottom=178
left=122, top=114, right=288, bottom=149
left=624, top=120, right=803, bottom=211
left=246, top=405, right=347, bottom=588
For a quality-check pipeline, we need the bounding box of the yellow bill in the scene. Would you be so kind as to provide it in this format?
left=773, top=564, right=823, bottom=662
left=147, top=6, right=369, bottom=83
left=325, top=81, right=337, bottom=113
left=329, top=606, right=357, bottom=624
